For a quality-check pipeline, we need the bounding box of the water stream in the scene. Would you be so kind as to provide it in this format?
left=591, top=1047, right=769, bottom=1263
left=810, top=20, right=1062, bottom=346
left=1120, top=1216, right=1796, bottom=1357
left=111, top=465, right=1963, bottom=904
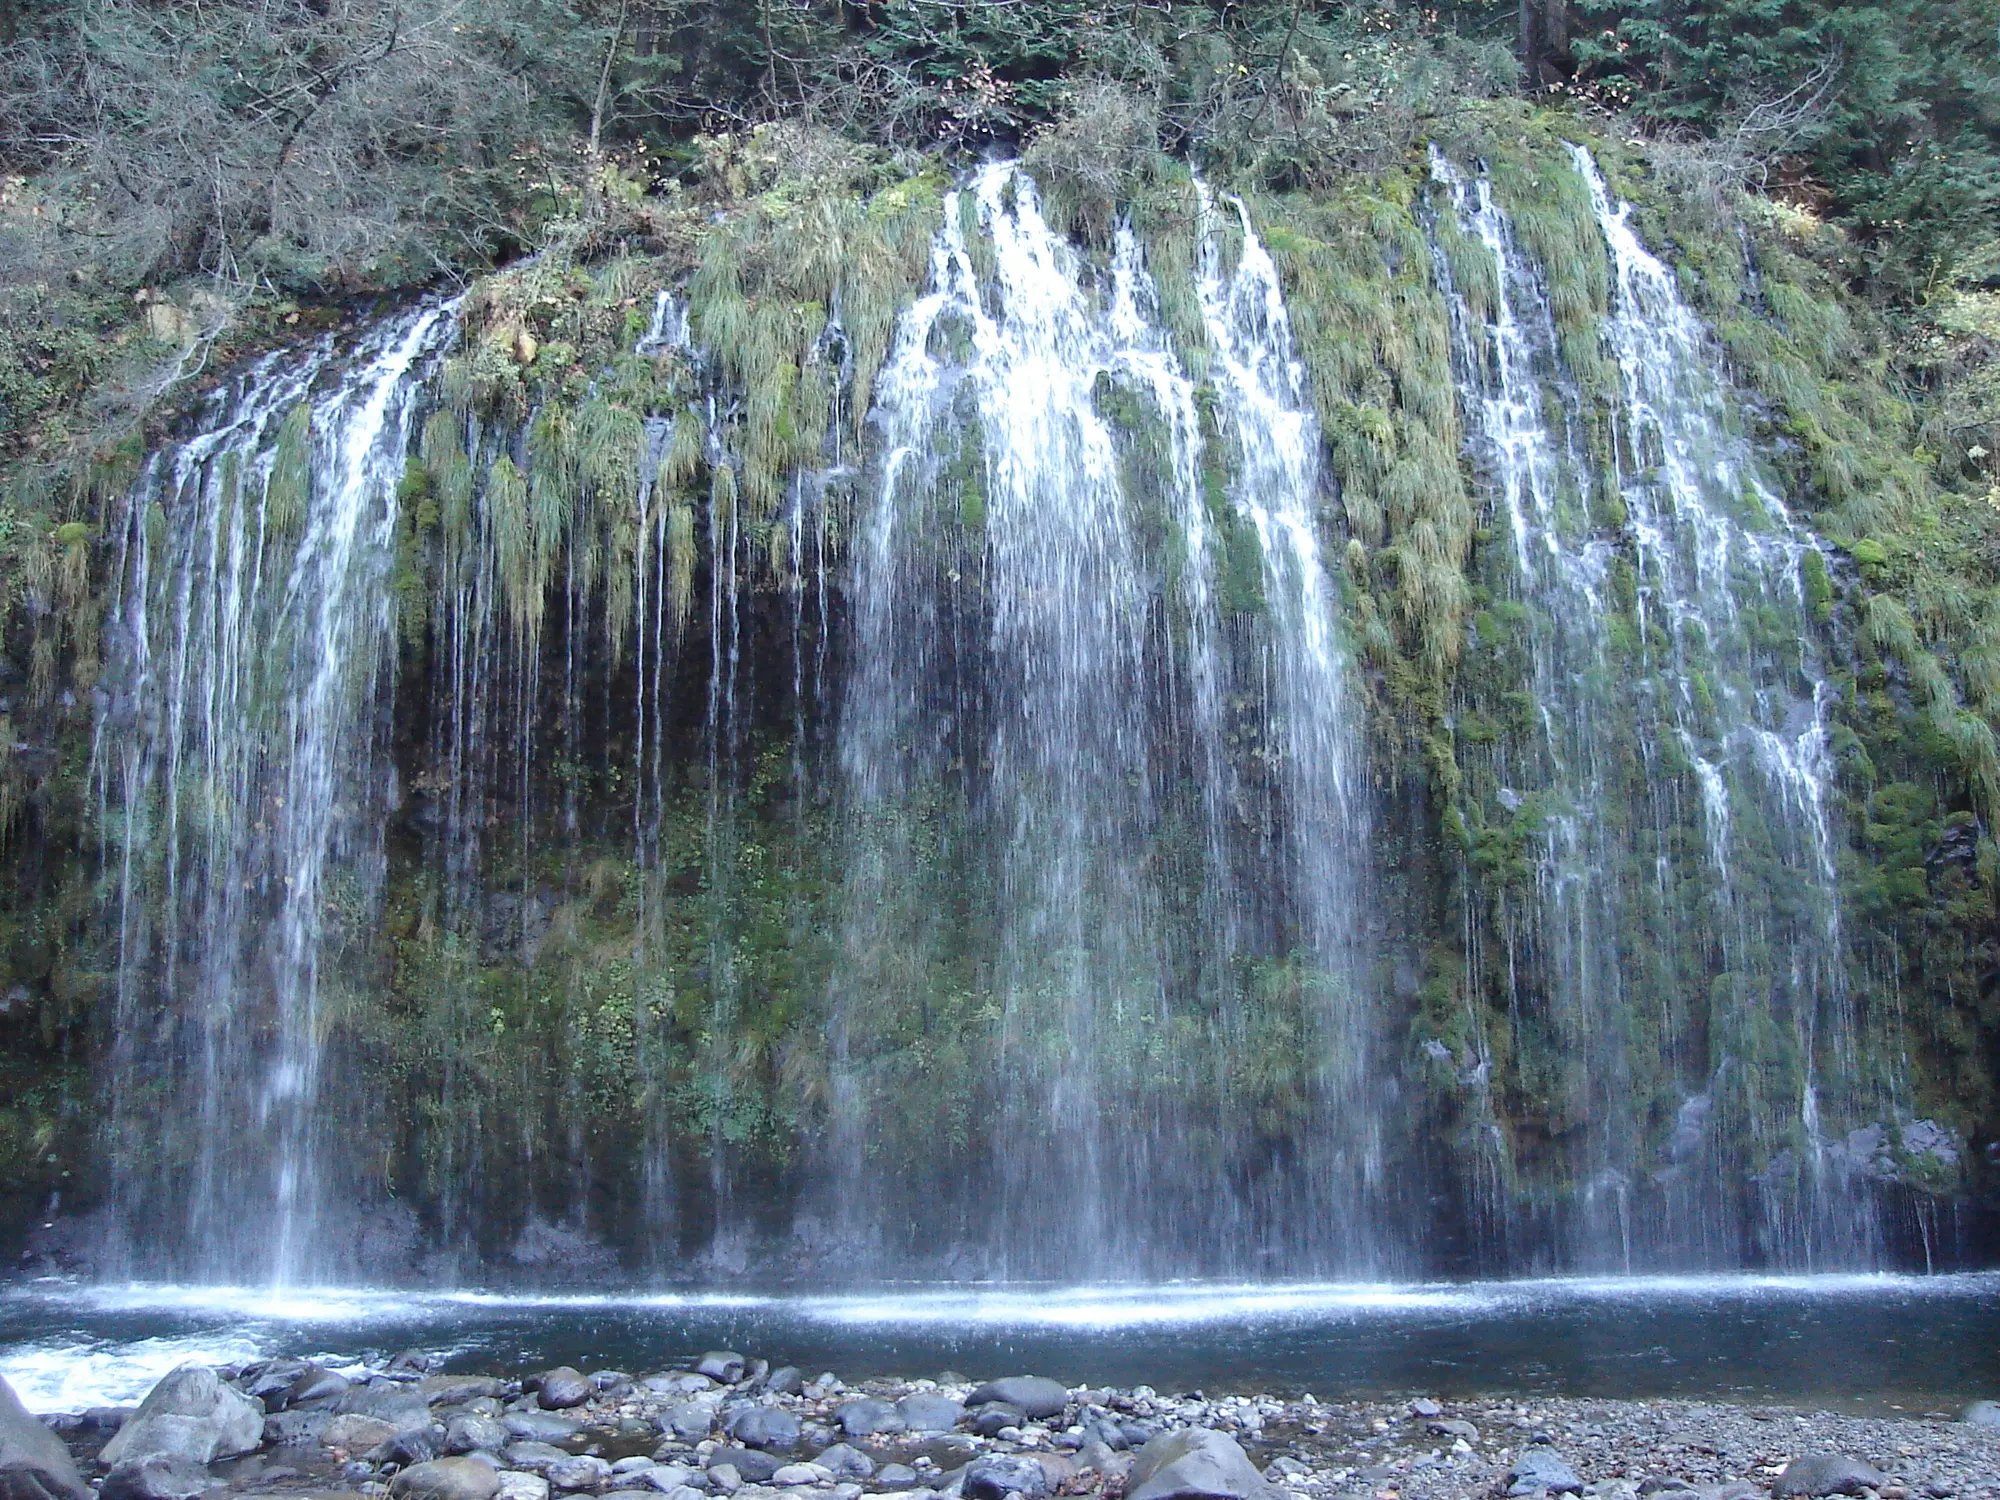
left=1430, top=148, right=1860, bottom=1269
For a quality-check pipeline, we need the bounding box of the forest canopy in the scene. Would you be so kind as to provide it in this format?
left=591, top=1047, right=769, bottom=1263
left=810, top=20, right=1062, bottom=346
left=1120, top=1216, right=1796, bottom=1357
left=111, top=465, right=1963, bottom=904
left=1, top=0, right=1996, bottom=302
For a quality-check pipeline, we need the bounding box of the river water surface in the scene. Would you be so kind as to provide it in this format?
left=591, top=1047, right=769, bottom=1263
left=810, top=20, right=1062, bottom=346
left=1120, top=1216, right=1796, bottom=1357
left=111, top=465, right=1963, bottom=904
left=0, top=1275, right=1995, bottom=1417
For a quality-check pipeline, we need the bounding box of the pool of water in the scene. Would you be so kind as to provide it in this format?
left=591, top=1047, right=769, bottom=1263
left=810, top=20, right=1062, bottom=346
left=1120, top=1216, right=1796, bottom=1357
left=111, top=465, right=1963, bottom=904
left=1, top=1274, right=1995, bottom=1416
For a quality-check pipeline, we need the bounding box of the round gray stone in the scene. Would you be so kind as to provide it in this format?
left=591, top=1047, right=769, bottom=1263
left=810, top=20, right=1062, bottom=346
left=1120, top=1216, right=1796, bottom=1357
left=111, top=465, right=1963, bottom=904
left=694, top=1354, right=745, bottom=1385
left=964, top=1455, right=1050, bottom=1500
left=1507, top=1448, right=1583, bottom=1498
left=722, top=1407, right=799, bottom=1453
left=392, top=1458, right=504, bottom=1500
left=895, top=1395, right=964, bottom=1434
left=812, top=1445, right=873, bottom=1481
left=832, top=1398, right=901, bottom=1438
left=1771, top=1456, right=1889, bottom=1500
left=964, top=1379, right=1069, bottom=1421
left=535, top=1370, right=591, bottom=1412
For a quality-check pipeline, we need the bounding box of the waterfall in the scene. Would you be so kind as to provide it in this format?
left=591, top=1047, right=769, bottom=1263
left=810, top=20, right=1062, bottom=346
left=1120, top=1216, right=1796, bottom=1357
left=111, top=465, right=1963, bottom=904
left=1431, top=145, right=1862, bottom=1267
left=825, top=163, right=1382, bottom=1278
left=96, top=304, right=457, bottom=1282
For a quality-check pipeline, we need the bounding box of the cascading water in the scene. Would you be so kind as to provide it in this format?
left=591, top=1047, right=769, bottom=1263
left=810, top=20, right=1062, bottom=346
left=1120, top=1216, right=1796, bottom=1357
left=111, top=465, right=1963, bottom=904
left=95, top=304, right=457, bottom=1282
left=824, top=163, right=1383, bottom=1278
left=1430, top=146, right=1864, bottom=1267
left=64, top=144, right=1946, bottom=1288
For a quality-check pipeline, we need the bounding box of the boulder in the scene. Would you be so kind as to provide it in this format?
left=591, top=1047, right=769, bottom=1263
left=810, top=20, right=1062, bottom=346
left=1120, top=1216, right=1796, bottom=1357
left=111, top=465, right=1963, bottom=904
left=495, top=1475, right=552, bottom=1500
left=536, top=1371, right=592, bottom=1413
left=760, top=1370, right=803, bottom=1398
left=708, top=1449, right=778, bottom=1483
left=243, top=1364, right=308, bottom=1410
left=705, top=1466, right=742, bottom=1496
left=897, top=1395, right=964, bottom=1434
left=971, top=1405, right=1025, bottom=1439
left=545, top=1455, right=613, bottom=1492
left=393, top=1458, right=505, bottom=1500
left=813, top=1446, right=874, bottom=1481
left=964, top=1380, right=1069, bottom=1422
left=1771, top=1456, right=1888, bottom=1499
left=502, top=1444, right=573, bottom=1473
left=694, top=1355, right=746, bottom=1386
left=325, top=1414, right=403, bottom=1452
left=264, top=1411, right=331, bottom=1448
left=338, top=1383, right=435, bottom=1432
left=876, top=1466, right=919, bottom=1488
left=639, top=1466, right=703, bottom=1492
left=98, top=1457, right=214, bottom=1500
left=645, top=1377, right=715, bottom=1399
left=448, top=1416, right=513, bottom=1456
left=723, top=1408, right=799, bottom=1452
left=369, top=1425, right=448, bottom=1466
left=833, top=1398, right=901, bottom=1438
left=0, top=1376, right=91, bottom=1500
left=964, top=1454, right=1051, bottom=1500
left=1507, top=1449, right=1583, bottom=1497
left=1126, top=1430, right=1281, bottom=1500
left=770, top=1466, right=830, bottom=1487
left=100, top=1367, right=264, bottom=1469
left=506, top=1413, right=584, bottom=1444
left=288, top=1369, right=352, bottom=1409
left=663, top=1403, right=717, bottom=1444
left=424, top=1378, right=510, bottom=1408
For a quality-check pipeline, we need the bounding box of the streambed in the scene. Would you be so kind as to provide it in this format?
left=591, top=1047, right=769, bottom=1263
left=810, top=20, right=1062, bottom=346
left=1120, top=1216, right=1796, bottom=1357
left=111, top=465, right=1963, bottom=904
left=1, top=1275, right=1996, bottom=1416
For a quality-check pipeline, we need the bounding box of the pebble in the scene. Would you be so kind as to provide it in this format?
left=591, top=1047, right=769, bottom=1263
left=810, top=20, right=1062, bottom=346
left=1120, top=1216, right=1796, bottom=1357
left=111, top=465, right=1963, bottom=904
left=44, top=1344, right=2000, bottom=1500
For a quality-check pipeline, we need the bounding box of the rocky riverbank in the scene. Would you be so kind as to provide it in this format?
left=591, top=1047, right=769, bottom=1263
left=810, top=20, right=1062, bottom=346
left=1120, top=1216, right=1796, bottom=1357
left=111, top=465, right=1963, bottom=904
left=5, top=1351, right=1999, bottom=1500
